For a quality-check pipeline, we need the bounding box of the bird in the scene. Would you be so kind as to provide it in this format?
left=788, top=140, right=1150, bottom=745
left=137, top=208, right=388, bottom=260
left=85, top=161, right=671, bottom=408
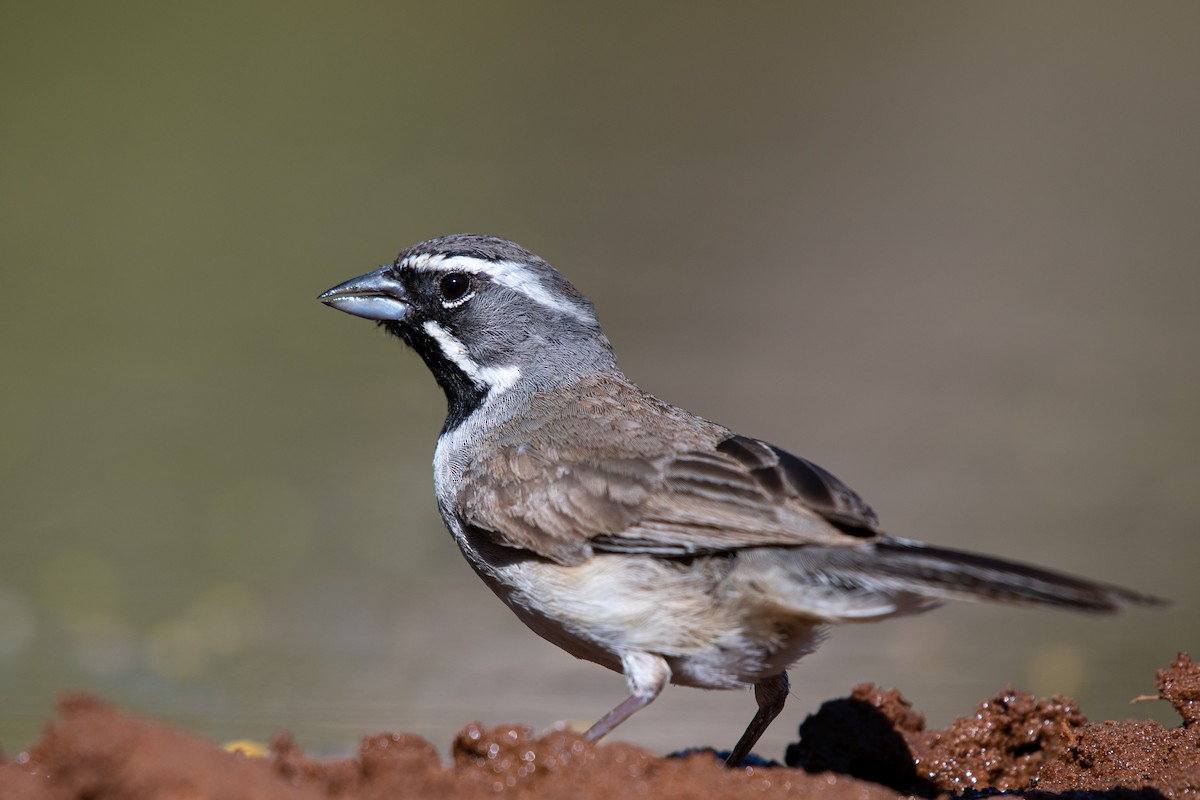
left=318, top=233, right=1163, bottom=766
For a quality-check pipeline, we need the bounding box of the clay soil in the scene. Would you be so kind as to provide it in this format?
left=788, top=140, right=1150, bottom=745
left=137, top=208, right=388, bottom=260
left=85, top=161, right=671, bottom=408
left=2, top=653, right=1197, bottom=800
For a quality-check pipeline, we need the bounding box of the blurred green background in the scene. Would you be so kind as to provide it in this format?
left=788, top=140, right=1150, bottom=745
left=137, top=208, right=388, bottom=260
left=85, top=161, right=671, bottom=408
left=2, top=2, right=1196, bottom=759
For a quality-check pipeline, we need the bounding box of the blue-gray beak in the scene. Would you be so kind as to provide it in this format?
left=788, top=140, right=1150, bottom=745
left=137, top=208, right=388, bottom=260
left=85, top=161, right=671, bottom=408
left=318, top=266, right=409, bottom=322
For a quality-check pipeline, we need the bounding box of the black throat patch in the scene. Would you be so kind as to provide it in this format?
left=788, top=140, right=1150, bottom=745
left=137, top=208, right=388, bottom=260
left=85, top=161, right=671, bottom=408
left=382, top=321, right=489, bottom=434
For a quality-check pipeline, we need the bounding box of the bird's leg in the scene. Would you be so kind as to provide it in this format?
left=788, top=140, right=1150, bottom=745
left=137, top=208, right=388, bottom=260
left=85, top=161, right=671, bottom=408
left=584, top=651, right=671, bottom=742
left=725, top=672, right=790, bottom=766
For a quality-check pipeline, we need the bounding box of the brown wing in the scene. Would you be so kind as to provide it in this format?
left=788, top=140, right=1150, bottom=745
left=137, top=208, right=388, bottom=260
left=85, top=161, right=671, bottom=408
left=455, top=372, right=880, bottom=564
left=459, top=441, right=658, bottom=565
left=717, top=435, right=880, bottom=532
left=590, top=435, right=881, bottom=555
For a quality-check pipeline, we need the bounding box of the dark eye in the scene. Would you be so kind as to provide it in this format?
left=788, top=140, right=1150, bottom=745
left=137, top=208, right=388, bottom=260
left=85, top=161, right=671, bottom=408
left=439, top=273, right=471, bottom=303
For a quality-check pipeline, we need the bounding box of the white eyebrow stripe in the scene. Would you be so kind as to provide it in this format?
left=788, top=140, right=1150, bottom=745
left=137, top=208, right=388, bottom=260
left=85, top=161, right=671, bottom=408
left=421, top=320, right=522, bottom=397
left=403, top=254, right=592, bottom=323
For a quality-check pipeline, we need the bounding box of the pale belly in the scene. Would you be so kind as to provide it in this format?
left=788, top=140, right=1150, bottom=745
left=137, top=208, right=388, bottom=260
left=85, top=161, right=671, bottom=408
left=455, top=526, right=826, bottom=690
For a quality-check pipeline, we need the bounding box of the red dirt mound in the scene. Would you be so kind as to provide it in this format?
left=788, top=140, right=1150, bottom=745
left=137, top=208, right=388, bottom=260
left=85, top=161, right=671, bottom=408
left=2, top=653, right=1197, bottom=799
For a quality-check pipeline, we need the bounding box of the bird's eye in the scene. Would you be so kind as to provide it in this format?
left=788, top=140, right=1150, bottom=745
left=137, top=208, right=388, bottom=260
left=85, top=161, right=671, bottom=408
left=439, top=273, right=472, bottom=304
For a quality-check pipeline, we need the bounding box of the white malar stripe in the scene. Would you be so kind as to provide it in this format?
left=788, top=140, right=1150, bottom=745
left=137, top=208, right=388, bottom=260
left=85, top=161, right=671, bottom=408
left=422, top=320, right=522, bottom=396
left=404, top=254, right=592, bottom=324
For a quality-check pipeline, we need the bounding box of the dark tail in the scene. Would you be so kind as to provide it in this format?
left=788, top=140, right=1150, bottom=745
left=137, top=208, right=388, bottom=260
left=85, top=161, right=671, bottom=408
left=811, top=536, right=1166, bottom=613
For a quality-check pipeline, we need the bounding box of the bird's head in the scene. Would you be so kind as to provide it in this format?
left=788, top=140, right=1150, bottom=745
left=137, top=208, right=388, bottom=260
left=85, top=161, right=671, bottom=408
left=320, top=234, right=616, bottom=429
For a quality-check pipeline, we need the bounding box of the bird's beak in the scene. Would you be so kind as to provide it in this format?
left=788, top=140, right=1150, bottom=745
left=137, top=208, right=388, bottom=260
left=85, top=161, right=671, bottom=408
left=318, top=266, right=410, bottom=322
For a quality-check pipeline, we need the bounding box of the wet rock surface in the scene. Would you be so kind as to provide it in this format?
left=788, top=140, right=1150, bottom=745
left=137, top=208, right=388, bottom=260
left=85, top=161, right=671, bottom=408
left=2, top=654, right=1197, bottom=799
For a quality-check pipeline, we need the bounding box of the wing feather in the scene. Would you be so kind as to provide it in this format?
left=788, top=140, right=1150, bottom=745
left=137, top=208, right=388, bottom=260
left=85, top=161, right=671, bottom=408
left=457, top=393, right=881, bottom=564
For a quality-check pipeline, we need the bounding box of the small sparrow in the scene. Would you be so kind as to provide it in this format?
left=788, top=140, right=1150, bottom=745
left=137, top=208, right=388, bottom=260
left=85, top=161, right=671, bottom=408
left=319, top=234, right=1162, bottom=765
